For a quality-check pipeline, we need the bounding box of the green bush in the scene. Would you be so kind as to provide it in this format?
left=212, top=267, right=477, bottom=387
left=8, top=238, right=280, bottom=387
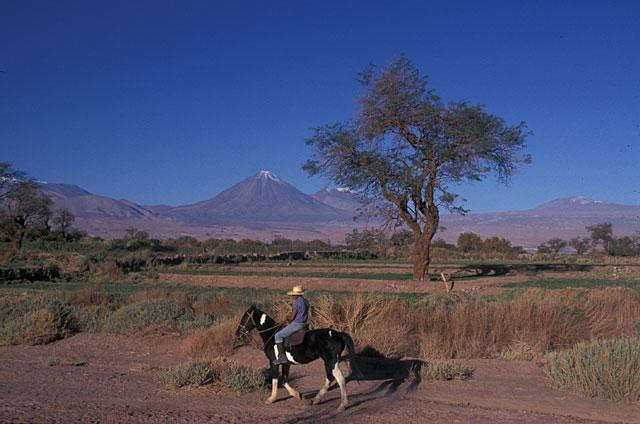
left=105, top=299, right=187, bottom=333
left=545, top=337, right=640, bottom=402
left=157, top=362, right=214, bottom=388
left=213, top=358, right=268, bottom=392
left=157, top=358, right=267, bottom=392
left=0, top=297, right=77, bottom=345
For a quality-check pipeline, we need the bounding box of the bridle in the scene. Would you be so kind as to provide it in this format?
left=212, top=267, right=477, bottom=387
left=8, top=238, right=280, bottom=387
left=237, top=310, right=282, bottom=343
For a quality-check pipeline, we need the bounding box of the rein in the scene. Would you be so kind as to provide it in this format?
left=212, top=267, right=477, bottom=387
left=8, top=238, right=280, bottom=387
left=241, top=310, right=282, bottom=344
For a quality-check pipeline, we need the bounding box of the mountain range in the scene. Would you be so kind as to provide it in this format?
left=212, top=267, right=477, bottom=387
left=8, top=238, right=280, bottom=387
left=37, top=171, right=640, bottom=247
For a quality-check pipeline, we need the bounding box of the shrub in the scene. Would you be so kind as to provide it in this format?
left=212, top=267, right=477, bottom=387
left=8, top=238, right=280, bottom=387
left=105, top=299, right=186, bottom=333
left=182, top=319, right=237, bottom=360
left=157, top=358, right=266, bottom=392
left=544, top=337, right=640, bottom=402
left=209, top=357, right=267, bottom=392
left=157, top=362, right=214, bottom=388
left=65, top=288, right=111, bottom=307
left=0, top=297, right=77, bottom=345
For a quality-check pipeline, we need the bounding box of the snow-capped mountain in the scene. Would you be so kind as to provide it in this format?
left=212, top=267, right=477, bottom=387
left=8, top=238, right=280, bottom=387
left=312, top=187, right=366, bottom=213
left=161, top=171, right=350, bottom=225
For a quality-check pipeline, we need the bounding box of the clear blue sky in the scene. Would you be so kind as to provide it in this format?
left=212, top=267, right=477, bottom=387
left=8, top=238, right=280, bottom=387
left=2, top=1, right=639, bottom=212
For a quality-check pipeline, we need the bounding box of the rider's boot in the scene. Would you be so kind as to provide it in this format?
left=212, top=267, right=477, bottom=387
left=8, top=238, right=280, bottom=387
left=274, top=342, right=288, bottom=364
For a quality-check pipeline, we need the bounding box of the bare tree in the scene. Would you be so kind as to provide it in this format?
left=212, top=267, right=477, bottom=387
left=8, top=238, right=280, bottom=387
left=304, top=58, right=530, bottom=280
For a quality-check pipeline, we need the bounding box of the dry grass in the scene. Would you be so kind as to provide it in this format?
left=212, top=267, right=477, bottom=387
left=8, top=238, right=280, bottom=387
left=65, top=288, right=111, bottom=307
left=575, top=287, right=640, bottom=339
left=545, top=337, right=640, bottom=402
left=303, top=287, right=640, bottom=360
left=182, top=319, right=237, bottom=360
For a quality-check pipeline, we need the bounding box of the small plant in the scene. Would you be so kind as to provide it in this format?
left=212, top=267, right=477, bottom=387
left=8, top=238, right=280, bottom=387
left=420, top=361, right=474, bottom=381
left=544, top=337, right=640, bottom=402
left=47, top=356, right=61, bottom=366
left=156, top=362, right=214, bottom=388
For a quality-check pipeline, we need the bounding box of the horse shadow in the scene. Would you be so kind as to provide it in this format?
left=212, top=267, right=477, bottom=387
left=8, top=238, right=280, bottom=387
left=286, top=349, right=424, bottom=423
left=346, top=347, right=423, bottom=398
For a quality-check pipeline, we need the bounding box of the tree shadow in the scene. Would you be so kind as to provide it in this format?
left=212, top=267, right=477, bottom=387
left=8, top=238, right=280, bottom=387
left=456, top=263, right=594, bottom=278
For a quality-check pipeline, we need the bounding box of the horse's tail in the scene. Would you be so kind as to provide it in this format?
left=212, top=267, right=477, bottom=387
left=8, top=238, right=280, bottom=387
left=339, top=331, right=361, bottom=380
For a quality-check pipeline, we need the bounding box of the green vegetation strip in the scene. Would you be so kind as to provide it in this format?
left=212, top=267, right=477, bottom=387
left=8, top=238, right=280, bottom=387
left=503, top=278, right=640, bottom=292
left=159, top=268, right=488, bottom=282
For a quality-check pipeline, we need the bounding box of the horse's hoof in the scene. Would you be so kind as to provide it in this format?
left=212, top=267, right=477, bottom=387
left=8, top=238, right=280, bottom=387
left=337, top=404, right=347, bottom=412
left=312, top=398, right=321, bottom=406
left=264, top=398, right=275, bottom=405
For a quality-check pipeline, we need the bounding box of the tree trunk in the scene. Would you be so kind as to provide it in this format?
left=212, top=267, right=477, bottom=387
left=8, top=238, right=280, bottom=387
left=412, top=239, right=431, bottom=281
left=12, top=230, right=24, bottom=253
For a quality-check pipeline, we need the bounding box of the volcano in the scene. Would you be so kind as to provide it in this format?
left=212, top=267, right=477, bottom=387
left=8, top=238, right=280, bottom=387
left=162, top=171, right=350, bottom=225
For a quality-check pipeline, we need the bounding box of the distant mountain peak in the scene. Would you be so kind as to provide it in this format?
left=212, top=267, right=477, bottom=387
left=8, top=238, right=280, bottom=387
left=257, top=170, right=281, bottom=182
left=567, top=195, right=602, bottom=205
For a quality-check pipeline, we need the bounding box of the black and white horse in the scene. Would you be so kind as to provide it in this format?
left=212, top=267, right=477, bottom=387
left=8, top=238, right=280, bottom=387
left=236, top=304, right=357, bottom=411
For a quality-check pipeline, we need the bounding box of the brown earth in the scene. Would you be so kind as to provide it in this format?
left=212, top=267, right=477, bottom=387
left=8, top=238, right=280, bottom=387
left=1, top=333, right=638, bottom=423
left=155, top=272, right=533, bottom=295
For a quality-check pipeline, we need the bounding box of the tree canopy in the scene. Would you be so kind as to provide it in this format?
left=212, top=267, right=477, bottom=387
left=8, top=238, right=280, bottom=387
left=304, top=58, right=530, bottom=279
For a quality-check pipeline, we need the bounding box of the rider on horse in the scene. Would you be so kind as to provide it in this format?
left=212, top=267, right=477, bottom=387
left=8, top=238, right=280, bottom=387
left=273, top=285, right=309, bottom=364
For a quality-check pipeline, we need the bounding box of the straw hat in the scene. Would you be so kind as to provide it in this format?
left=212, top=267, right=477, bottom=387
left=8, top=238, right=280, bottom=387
left=287, top=285, right=305, bottom=296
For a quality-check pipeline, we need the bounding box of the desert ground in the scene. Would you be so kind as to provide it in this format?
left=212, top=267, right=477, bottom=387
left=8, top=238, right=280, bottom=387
left=2, top=332, right=639, bottom=424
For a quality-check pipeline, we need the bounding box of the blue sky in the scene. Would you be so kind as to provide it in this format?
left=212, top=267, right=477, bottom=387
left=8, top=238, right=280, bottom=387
left=2, top=1, right=639, bottom=212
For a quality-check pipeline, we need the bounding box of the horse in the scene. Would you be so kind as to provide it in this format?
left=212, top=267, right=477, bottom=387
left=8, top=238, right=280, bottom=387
left=236, top=304, right=358, bottom=411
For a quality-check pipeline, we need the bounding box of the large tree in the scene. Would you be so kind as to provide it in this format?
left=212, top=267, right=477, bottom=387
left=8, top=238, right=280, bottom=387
left=303, top=58, right=530, bottom=280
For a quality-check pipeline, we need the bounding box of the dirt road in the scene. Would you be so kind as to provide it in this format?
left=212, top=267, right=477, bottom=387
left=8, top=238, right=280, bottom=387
left=1, top=333, right=637, bottom=423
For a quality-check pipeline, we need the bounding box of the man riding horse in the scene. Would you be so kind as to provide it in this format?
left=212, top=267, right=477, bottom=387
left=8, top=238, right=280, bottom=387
left=236, top=285, right=358, bottom=411
left=273, top=285, right=308, bottom=364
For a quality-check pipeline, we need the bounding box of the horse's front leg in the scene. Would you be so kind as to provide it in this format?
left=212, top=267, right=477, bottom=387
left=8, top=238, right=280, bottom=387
left=281, top=364, right=305, bottom=402
left=265, top=363, right=279, bottom=405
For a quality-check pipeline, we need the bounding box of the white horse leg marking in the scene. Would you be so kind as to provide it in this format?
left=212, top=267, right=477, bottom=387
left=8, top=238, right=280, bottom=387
left=265, top=377, right=278, bottom=404
left=284, top=382, right=302, bottom=400
left=313, top=378, right=331, bottom=405
left=285, top=351, right=300, bottom=364
left=260, top=313, right=267, bottom=326
left=332, top=362, right=348, bottom=411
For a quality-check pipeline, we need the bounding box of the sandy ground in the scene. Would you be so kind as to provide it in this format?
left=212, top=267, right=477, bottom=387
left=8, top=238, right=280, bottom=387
left=1, top=333, right=638, bottom=424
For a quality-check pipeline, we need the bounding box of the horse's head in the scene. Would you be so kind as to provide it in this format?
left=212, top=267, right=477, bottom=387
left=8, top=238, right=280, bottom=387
left=236, top=304, right=258, bottom=340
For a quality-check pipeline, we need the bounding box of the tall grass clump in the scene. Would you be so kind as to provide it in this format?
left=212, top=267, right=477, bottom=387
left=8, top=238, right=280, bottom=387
left=311, top=294, right=414, bottom=358
left=545, top=337, right=640, bottom=402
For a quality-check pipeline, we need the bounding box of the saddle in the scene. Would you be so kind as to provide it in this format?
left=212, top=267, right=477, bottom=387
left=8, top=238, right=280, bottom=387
left=283, top=327, right=308, bottom=349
